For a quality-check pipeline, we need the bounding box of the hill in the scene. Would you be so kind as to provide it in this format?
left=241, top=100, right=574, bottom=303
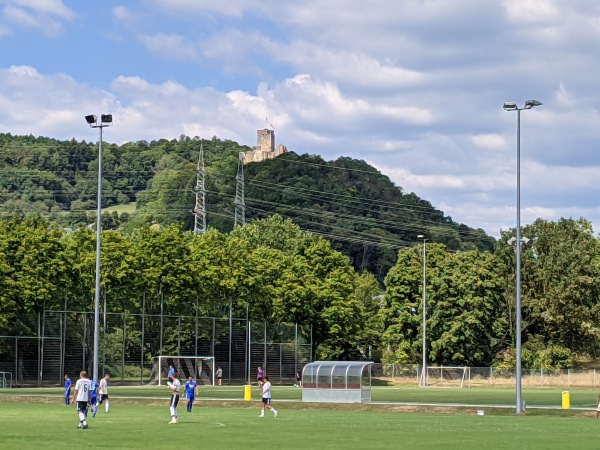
left=0, top=132, right=494, bottom=279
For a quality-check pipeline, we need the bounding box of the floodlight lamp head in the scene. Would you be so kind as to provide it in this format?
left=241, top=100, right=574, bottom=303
left=507, top=237, right=517, bottom=246
left=503, top=102, right=517, bottom=111
left=524, top=100, right=542, bottom=109
left=101, top=114, right=113, bottom=124
left=521, top=237, right=531, bottom=245
left=85, top=114, right=97, bottom=125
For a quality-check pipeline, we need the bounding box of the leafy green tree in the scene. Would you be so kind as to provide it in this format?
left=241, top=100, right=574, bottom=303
left=427, top=250, right=507, bottom=365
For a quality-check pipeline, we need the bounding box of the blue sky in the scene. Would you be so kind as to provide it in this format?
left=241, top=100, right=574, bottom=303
left=1, top=0, right=600, bottom=237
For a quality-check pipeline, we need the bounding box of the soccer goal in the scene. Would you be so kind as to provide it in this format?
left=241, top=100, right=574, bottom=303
left=149, top=356, right=215, bottom=386
left=419, top=366, right=470, bottom=388
left=0, top=371, right=12, bottom=389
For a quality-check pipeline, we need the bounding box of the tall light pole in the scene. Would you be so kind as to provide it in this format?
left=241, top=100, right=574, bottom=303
left=417, top=234, right=427, bottom=387
left=503, top=99, right=542, bottom=413
left=85, top=113, right=113, bottom=383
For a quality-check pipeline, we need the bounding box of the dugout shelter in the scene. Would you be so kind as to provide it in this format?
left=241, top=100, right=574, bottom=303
left=302, top=361, right=373, bottom=403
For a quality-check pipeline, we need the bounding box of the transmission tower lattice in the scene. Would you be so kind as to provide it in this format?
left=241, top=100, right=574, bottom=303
left=234, top=153, right=245, bottom=227
left=193, top=143, right=207, bottom=233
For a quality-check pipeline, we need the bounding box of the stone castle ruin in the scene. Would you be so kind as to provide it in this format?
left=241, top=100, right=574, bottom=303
left=241, top=129, right=288, bottom=163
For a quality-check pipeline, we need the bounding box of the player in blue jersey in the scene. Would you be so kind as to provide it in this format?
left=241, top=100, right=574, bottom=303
left=64, top=374, right=72, bottom=405
left=89, top=379, right=99, bottom=418
left=184, top=376, right=198, bottom=412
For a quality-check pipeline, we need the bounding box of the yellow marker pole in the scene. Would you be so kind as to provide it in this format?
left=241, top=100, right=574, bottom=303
left=244, top=385, right=252, bottom=401
left=561, top=391, right=570, bottom=409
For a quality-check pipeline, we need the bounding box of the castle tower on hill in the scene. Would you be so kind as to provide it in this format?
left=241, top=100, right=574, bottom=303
left=241, top=129, right=288, bottom=163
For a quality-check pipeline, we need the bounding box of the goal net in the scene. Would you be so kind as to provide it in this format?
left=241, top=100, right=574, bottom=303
left=148, top=356, right=215, bottom=386
left=419, top=366, right=470, bottom=388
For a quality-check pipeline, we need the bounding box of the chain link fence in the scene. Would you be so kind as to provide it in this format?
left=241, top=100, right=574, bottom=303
left=371, top=364, right=600, bottom=387
left=0, top=309, right=312, bottom=387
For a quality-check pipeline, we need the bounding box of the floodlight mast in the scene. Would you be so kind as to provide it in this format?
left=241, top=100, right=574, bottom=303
left=503, top=100, right=542, bottom=414
left=417, top=234, right=427, bottom=387
left=85, top=113, right=113, bottom=384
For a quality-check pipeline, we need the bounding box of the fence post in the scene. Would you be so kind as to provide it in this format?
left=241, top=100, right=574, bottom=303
left=194, top=296, right=199, bottom=357
left=263, top=322, right=267, bottom=374
left=122, top=313, right=126, bottom=383
left=247, top=320, right=252, bottom=385
left=37, top=310, right=41, bottom=386
left=177, top=316, right=181, bottom=355
left=102, top=291, right=107, bottom=375
left=141, top=293, right=145, bottom=384
left=280, top=343, right=283, bottom=384
left=82, top=314, right=87, bottom=371
left=15, top=337, right=18, bottom=384
left=294, top=323, right=298, bottom=380
left=392, top=364, right=395, bottom=380
left=228, top=299, right=232, bottom=385
left=159, top=289, right=163, bottom=355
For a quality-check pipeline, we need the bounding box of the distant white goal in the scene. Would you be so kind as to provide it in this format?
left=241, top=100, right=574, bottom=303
left=149, top=356, right=215, bottom=386
left=419, top=366, right=470, bottom=388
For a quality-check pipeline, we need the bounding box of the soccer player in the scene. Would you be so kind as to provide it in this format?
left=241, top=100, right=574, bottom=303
left=64, top=374, right=72, bottom=405
left=72, top=370, right=91, bottom=429
left=216, top=366, right=223, bottom=386
left=167, top=364, right=175, bottom=383
left=259, top=375, right=277, bottom=418
left=295, top=368, right=302, bottom=387
left=97, top=373, right=110, bottom=413
left=184, top=376, right=198, bottom=412
left=257, top=366, right=264, bottom=386
left=167, top=372, right=181, bottom=424
left=89, top=378, right=99, bottom=418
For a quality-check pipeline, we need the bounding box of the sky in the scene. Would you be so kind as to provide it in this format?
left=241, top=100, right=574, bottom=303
left=1, top=0, right=600, bottom=238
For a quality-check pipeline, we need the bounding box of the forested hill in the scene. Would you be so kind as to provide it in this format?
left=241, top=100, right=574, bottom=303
left=0, top=133, right=494, bottom=279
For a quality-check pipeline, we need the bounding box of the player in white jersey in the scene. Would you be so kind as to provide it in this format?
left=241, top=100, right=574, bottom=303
left=72, top=370, right=91, bottom=429
left=167, top=371, right=181, bottom=424
left=97, top=373, right=110, bottom=413
left=259, top=376, right=278, bottom=418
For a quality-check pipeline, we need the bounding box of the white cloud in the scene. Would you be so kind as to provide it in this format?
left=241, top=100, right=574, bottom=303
left=138, top=33, right=199, bottom=60
left=9, top=0, right=75, bottom=20
left=1, top=0, right=74, bottom=35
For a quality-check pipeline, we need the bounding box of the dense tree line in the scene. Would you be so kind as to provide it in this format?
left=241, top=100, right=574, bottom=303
left=0, top=133, right=494, bottom=280
left=2, top=214, right=599, bottom=368
left=382, top=217, right=600, bottom=368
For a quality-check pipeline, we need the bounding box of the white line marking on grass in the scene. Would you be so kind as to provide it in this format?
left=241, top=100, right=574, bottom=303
left=214, top=422, right=226, bottom=427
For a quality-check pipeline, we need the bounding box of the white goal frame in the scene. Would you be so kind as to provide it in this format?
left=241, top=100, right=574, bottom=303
left=419, top=366, right=470, bottom=388
left=150, top=356, right=215, bottom=386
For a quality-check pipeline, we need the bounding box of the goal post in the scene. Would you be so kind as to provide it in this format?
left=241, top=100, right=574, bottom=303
left=419, top=366, right=470, bottom=388
left=149, top=356, right=215, bottom=386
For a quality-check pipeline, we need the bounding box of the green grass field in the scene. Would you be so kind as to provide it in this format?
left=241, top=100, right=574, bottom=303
left=4, top=385, right=598, bottom=408
left=0, top=401, right=599, bottom=450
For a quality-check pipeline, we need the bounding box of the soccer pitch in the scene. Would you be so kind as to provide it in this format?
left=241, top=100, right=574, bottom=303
left=0, top=402, right=599, bottom=450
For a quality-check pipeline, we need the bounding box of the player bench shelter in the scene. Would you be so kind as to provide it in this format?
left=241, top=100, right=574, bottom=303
left=302, top=361, right=373, bottom=403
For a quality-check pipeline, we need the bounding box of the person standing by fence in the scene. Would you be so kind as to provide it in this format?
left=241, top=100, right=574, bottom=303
left=64, top=374, right=72, bottom=406
left=257, top=366, right=264, bottom=386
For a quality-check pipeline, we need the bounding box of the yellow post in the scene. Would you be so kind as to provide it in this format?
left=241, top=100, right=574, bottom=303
left=561, top=390, right=570, bottom=409
left=244, top=385, right=252, bottom=401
